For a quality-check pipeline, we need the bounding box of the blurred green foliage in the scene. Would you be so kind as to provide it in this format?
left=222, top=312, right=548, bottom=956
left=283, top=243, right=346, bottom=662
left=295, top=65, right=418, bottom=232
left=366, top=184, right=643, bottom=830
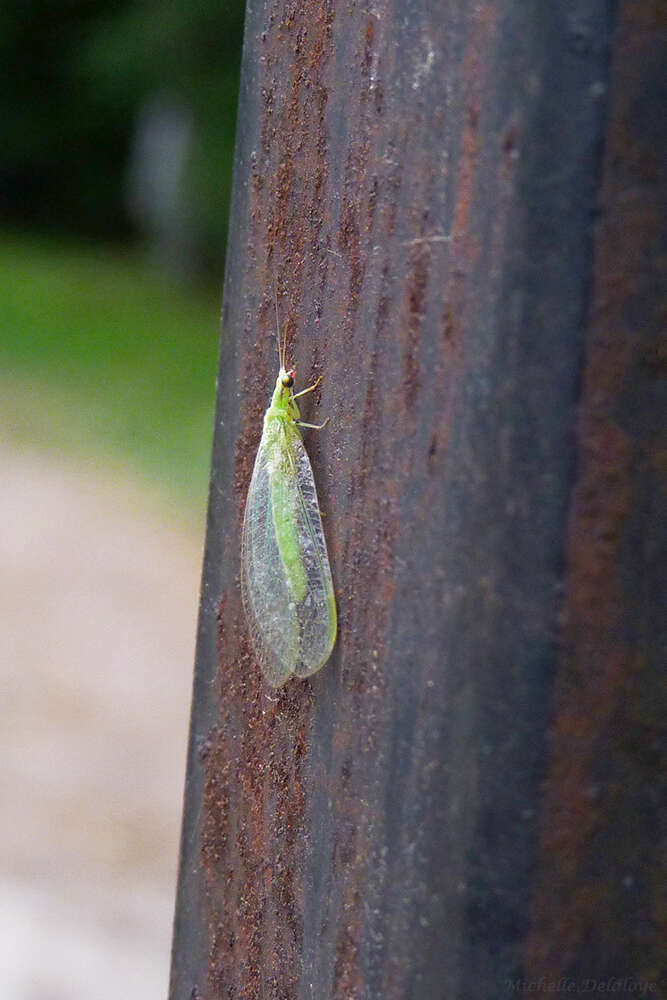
left=0, top=0, right=245, bottom=270
left=0, top=232, right=221, bottom=515
left=0, top=2, right=247, bottom=511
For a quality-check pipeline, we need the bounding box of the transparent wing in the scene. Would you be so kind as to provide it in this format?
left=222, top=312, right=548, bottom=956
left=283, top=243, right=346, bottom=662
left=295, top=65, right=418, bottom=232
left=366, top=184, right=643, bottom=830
left=287, top=425, right=337, bottom=677
left=241, top=422, right=337, bottom=687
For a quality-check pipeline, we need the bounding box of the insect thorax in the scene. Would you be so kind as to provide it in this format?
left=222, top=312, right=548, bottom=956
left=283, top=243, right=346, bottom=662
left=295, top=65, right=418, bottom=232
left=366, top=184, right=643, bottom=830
left=264, top=407, right=296, bottom=440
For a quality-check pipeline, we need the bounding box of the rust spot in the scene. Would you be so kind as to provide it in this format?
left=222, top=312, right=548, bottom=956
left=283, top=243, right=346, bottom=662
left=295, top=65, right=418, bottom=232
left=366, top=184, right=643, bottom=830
left=441, top=304, right=460, bottom=353
left=363, top=19, right=375, bottom=74
left=427, top=431, right=439, bottom=472
left=503, top=122, right=518, bottom=155
left=402, top=243, right=429, bottom=397
left=451, top=6, right=497, bottom=235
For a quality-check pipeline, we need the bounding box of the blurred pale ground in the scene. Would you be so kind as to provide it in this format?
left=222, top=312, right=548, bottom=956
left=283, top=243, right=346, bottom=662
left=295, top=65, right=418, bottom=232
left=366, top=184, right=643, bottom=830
left=0, top=231, right=219, bottom=995
left=0, top=440, right=202, bottom=997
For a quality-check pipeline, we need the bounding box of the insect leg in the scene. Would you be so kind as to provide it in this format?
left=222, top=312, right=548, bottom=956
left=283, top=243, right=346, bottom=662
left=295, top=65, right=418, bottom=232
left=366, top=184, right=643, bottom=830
left=296, top=417, right=330, bottom=430
left=292, top=376, right=322, bottom=399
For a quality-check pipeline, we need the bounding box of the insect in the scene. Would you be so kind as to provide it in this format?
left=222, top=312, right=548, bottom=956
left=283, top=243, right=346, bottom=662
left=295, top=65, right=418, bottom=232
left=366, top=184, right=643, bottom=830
left=241, top=291, right=337, bottom=687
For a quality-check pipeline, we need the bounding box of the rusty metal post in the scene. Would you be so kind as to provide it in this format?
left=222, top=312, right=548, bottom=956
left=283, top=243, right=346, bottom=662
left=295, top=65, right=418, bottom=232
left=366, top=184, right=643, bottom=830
left=170, top=1, right=665, bottom=997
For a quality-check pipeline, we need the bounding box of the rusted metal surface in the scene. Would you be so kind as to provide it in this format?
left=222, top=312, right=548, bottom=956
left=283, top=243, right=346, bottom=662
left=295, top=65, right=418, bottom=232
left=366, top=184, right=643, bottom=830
left=525, top=0, right=667, bottom=983
left=170, top=1, right=664, bottom=997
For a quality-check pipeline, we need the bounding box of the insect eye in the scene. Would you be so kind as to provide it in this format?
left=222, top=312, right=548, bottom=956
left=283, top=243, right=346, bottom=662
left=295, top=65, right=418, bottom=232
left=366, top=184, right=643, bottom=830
left=281, top=372, right=294, bottom=388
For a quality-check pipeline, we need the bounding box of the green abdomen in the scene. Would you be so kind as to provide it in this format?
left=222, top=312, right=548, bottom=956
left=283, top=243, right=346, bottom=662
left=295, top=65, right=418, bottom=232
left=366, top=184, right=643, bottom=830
left=270, top=464, right=308, bottom=602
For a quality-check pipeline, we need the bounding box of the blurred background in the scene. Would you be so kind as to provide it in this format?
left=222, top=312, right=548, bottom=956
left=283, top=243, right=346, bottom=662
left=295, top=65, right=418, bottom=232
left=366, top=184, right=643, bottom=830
left=0, top=2, right=245, bottom=995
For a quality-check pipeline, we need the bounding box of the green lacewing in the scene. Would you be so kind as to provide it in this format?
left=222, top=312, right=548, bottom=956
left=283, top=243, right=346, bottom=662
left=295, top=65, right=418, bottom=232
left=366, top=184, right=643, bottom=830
left=241, top=293, right=337, bottom=687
